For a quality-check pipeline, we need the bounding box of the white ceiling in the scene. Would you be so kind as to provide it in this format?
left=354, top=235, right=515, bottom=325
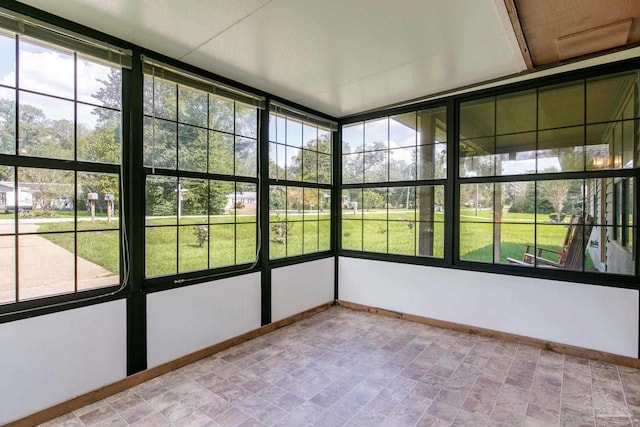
left=17, top=0, right=527, bottom=118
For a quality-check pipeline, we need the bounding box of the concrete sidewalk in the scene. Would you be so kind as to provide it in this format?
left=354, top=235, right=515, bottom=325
left=0, top=224, right=118, bottom=303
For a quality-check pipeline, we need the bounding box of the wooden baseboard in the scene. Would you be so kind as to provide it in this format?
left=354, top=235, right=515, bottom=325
left=336, top=300, right=640, bottom=369
left=4, top=302, right=335, bottom=427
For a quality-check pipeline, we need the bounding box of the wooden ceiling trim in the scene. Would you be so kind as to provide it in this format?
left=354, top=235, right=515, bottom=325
left=503, top=0, right=534, bottom=70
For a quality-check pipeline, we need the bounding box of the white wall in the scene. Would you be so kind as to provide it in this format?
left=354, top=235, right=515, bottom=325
left=0, top=300, right=127, bottom=424
left=147, top=273, right=261, bottom=368
left=272, top=257, right=335, bottom=322
left=339, top=257, right=639, bottom=357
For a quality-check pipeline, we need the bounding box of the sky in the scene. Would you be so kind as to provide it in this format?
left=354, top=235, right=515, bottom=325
left=0, top=33, right=114, bottom=128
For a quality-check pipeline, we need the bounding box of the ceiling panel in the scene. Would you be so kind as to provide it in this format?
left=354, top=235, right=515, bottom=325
left=18, top=0, right=271, bottom=59
left=16, top=0, right=526, bottom=117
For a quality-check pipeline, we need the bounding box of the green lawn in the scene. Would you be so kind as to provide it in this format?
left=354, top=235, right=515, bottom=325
left=31, top=209, right=594, bottom=276
left=37, top=221, right=120, bottom=274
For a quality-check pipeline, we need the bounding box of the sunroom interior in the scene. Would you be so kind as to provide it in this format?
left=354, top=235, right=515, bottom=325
left=1, top=0, right=640, bottom=425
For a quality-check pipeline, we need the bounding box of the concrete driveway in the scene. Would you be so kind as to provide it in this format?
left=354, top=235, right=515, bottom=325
left=0, top=224, right=118, bottom=303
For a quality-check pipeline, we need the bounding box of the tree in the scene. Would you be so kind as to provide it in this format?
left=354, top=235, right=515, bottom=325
left=287, top=133, right=332, bottom=183
left=538, top=176, right=570, bottom=222
left=359, top=190, right=385, bottom=210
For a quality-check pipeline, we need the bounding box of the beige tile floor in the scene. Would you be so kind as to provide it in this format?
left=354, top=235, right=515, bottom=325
left=40, top=306, right=640, bottom=427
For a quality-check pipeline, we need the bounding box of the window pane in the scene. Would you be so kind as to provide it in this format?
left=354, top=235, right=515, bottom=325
left=143, top=118, right=177, bottom=169
left=20, top=40, right=74, bottom=99
left=318, top=220, right=330, bottom=251
left=77, top=230, right=119, bottom=290
left=318, top=153, right=331, bottom=184
left=77, top=59, right=120, bottom=108
left=209, top=131, right=234, bottom=175
left=236, top=182, right=257, bottom=222
left=179, top=225, right=208, bottom=273
left=390, top=112, right=416, bottom=147
left=146, top=175, right=177, bottom=220
left=342, top=153, right=363, bottom=184
left=364, top=150, right=388, bottom=183
left=303, top=221, right=318, bottom=254
left=363, top=220, right=387, bottom=253
left=19, top=232, right=74, bottom=300
left=145, top=226, right=177, bottom=277
left=18, top=168, right=74, bottom=233
left=178, top=124, right=207, bottom=172
left=416, top=186, right=444, bottom=257
left=210, top=96, right=234, bottom=133
left=496, top=132, right=536, bottom=175
left=302, top=149, right=318, bottom=183
left=0, top=166, right=15, bottom=232
left=178, top=86, right=207, bottom=127
left=77, top=172, right=119, bottom=231
left=19, top=92, right=74, bottom=160
left=418, top=106, right=447, bottom=144
left=0, top=33, right=15, bottom=88
left=587, top=71, right=639, bottom=124
left=622, top=119, right=635, bottom=168
left=417, top=222, right=444, bottom=258
left=460, top=183, right=494, bottom=222
left=286, top=146, right=301, bottom=181
left=318, top=128, right=331, bottom=154
left=302, top=123, right=318, bottom=150
left=235, top=103, right=257, bottom=138
left=285, top=118, right=302, bottom=147
left=269, top=185, right=287, bottom=258
left=179, top=178, right=208, bottom=224
left=342, top=188, right=362, bottom=219
left=235, top=137, right=257, bottom=177
left=210, top=180, right=235, bottom=222
left=274, top=114, right=286, bottom=144
left=269, top=142, right=283, bottom=179
left=342, top=122, right=363, bottom=153
left=286, top=222, right=303, bottom=257
left=236, top=223, right=256, bottom=264
left=460, top=97, right=494, bottom=139
left=389, top=186, right=415, bottom=220
left=389, top=147, right=416, bottom=181
left=501, top=181, right=535, bottom=223
left=210, top=224, right=234, bottom=267
left=536, top=179, right=584, bottom=224
left=150, top=78, right=177, bottom=121
left=459, top=222, right=493, bottom=262
left=389, top=218, right=415, bottom=255
left=538, top=81, right=584, bottom=129
left=0, top=86, right=16, bottom=155
left=77, top=105, right=121, bottom=164
left=304, top=188, right=319, bottom=221
left=365, top=118, right=388, bottom=151
left=460, top=138, right=495, bottom=177
left=342, top=219, right=362, bottom=250
left=496, top=89, right=536, bottom=135
left=0, top=235, right=15, bottom=304
left=497, top=223, right=534, bottom=265
left=417, top=144, right=447, bottom=180
left=361, top=188, right=387, bottom=214
left=537, top=126, right=585, bottom=173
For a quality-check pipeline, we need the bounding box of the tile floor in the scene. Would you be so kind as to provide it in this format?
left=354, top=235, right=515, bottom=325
left=40, top=306, right=640, bottom=426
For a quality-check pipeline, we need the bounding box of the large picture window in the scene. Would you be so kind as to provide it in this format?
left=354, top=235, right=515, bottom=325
left=143, top=62, right=263, bottom=277
left=341, top=106, right=447, bottom=258
left=459, top=72, right=638, bottom=275
left=0, top=29, right=126, bottom=305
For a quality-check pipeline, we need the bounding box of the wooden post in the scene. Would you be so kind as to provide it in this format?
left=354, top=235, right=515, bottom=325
left=87, top=192, right=98, bottom=223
